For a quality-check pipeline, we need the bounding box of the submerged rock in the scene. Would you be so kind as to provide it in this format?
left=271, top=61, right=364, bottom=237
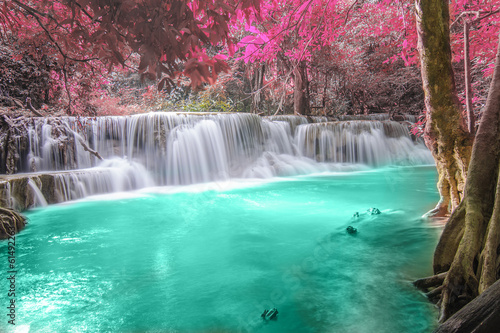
left=353, top=212, right=360, bottom=218
left=346, top=226, right=358, bottom=234
left=261, top=308, right=278, bottom=321
left=367, top=208, right=381, bottom=215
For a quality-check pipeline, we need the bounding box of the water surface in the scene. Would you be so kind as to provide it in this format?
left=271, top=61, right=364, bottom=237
left=1, top=166, right=440, bottom=332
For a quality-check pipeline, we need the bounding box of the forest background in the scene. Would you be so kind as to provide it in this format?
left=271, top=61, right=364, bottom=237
left=1, top=0, right=498, bottom=132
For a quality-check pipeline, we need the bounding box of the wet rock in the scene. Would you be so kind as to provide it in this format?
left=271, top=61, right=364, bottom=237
left=367, top=208, right=381, bottom=215
left=261, top=308, right=279, bottom=321
left=346, top=226, right=358, bottom=234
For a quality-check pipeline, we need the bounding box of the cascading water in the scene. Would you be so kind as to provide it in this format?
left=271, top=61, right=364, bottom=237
left=295, top=121, right=434, bottom=166
left=1, top=113, right=433, bottom=209
left=26, top=178, right=48, bottom=207
left=0, top=113, right=440, bottom=332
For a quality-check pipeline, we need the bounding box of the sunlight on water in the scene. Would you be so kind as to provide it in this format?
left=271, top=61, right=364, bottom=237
left=1, top=166, right=440, bottom=332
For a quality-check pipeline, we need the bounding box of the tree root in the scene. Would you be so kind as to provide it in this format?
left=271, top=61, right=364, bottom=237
left=434, top=279, right=500, bottom=333
left=423, top=199, right=449, bottom=218
left=413, top=272, right=447, bottom=290
left=478, top=169, right=500, bottom=293
left=0, top=207, right=26, bottom=239
left=434, top=202, right=466, bottom=273
left=413, top=273, right=447, bottom=304
left=425, top=285, right=443, bottom=301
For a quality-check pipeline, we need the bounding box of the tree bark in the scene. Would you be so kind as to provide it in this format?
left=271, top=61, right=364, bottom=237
left=294, top=61, right=309, bottom=115
left=424, top=32, right=500, bottom=322
left=464, top=21, right=475, bottom=135
left=433, top=279, right=500, bottom=333
left=251, top=64, right=265, bottom=114
left=416, top=0, right=473, bottom=217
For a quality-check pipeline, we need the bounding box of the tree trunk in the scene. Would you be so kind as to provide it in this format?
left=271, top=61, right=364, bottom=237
left=251, top=64, right=265, bottom=114
left=415, top=0, right=473, bottom=216
left=464, top=21, right=475, bottom=135
left=294, top=61, right=309, bottom=115
left=420, top=32, right=500, bottom=322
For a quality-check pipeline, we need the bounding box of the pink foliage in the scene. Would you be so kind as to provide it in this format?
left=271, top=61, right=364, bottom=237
left=236, top=0, right=499, bottom=77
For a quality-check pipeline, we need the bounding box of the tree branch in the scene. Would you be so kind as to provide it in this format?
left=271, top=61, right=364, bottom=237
left=26, top=97, right=43, bottom=117
left=451, top=9, right=500, bottom=27
left=344, top=0, right=360, bottom=25
left=77, top=137, right=103, bottom=160
left=12, top=0, right=99, bottom=63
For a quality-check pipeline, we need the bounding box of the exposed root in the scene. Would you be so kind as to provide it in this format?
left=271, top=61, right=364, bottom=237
left=425, top=285, right=443, bottom=301
left=424, top=203, right=449, bottom=218
left=478, top=168, right=500, bottom=293
left=413, top=273, right=447, bottom=304
left=439, top=266, right=477, bottom=322
left=413, top=272, right=447, bottom=290
left=425, top=169, right=452, bottom=218
left=434, top=279, right=500, bottom=333
left=433, top=202, right=466, bottom=273
left=0, top=207, right=26, bottom=239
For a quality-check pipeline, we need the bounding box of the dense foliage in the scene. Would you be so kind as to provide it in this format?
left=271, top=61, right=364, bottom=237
left=0, top=0, right=260, bottom=114
left=0, top=0, right=498, bottom=117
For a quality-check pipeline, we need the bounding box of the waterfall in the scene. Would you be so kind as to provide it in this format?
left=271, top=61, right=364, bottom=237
left=27, top=178, right=48, bottom=207
left=1, top=113, right=433, bottom=209
left=295, top=121, right=434, bottom=166
left=0, top=159, right=154, bottom=211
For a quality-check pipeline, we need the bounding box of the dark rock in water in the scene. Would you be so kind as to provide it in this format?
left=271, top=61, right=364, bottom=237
left=346, top=226, right=357, bottom=234
left=261, top=308, right=279, bottom=321
left=353, top=212, right=359, bottom=218
left=367, top=208, right=381, bottom=215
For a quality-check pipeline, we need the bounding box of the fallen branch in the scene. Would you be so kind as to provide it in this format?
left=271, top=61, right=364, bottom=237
left=77, top=137, right=103, bottom=160
left=55, top=121, right=104, bottom=161
left=26, top=97, right=43, bottom=117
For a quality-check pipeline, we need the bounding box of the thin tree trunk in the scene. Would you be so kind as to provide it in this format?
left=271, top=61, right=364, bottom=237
left=294, top=61, right=309, bottom=115
left=415, top=0, right=473, bottom=216
left=251, top=64, right=265, bottom=114
left=464, top=21, right=475, bottom=135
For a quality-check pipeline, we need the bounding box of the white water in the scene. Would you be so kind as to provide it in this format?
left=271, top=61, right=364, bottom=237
left=26, top=179, right=48, bottom=207
left=4, top=113, right=433, bottom=209
left=52, top=158, right=155, bottom=202
left=295, top=121, right=433, bottom=166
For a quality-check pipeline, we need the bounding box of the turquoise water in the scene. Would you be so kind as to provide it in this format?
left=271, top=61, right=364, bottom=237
left=1, top=166, right=440, bottom=332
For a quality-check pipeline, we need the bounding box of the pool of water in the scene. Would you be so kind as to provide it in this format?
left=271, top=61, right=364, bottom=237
left=1, top=166, right=440, bottom=332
